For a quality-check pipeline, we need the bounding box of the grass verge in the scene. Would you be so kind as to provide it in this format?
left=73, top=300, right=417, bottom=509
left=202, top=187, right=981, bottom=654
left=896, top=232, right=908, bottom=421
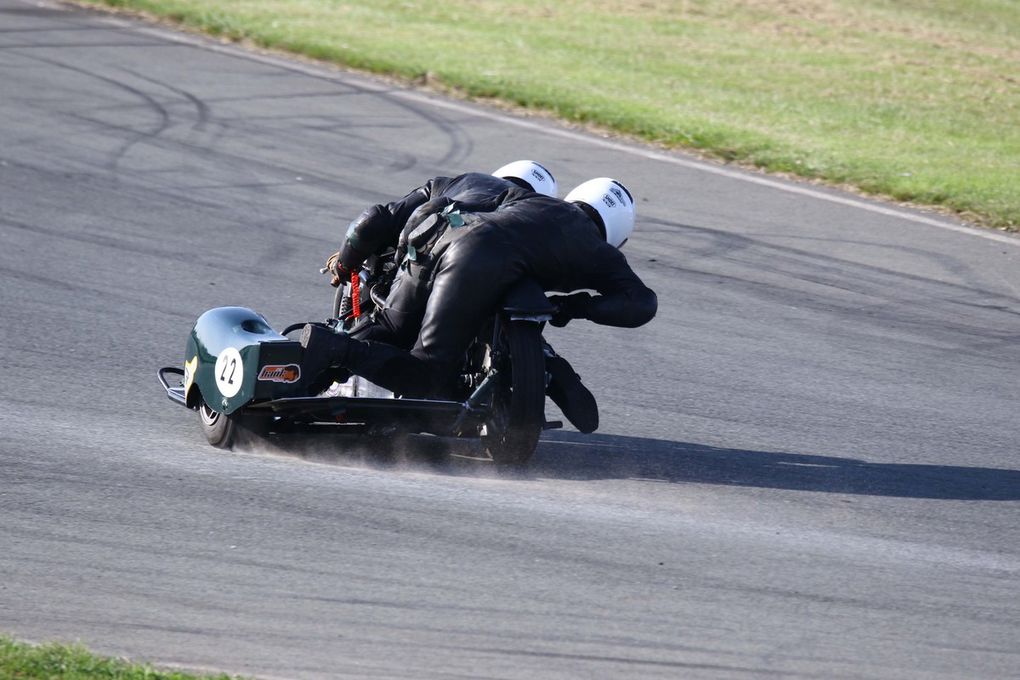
left=0, top=636, right=236, bottom=680
left=82, top=0, right=1019, bottom=230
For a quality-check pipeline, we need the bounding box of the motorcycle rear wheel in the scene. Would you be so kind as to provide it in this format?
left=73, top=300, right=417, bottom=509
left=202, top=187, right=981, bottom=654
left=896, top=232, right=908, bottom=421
left=482, top=320, right=546, bottom=467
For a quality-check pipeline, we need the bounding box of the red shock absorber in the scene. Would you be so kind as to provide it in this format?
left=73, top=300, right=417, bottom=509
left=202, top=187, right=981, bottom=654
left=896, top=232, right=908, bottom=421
left=350, top=270, right=361, bottom=318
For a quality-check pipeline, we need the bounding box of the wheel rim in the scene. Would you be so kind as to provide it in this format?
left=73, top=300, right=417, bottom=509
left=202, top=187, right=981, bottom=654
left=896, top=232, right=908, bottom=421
left=482, top=386, right=510, bottom=445
left=199, top=403, right=221, bottom=427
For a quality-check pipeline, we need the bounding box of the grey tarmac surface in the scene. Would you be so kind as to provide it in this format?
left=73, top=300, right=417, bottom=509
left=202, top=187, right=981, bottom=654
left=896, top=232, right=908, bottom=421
left=1, top=1, right=1019, bottom=678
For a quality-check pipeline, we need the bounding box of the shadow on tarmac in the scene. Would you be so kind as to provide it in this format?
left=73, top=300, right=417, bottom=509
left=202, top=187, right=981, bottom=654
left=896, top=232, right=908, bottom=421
left=255, top=428, right=1019, bottom=501
left=527, top=430, right=1020, bottom=501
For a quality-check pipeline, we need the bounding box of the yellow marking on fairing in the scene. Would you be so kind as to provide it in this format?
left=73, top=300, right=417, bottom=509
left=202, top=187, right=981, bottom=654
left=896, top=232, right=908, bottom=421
left=184, top=355, right=198, bottom=394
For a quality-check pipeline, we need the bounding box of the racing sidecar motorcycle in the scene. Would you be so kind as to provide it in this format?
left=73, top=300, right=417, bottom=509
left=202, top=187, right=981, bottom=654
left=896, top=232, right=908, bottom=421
left=157, top=252, right=561, bottom=466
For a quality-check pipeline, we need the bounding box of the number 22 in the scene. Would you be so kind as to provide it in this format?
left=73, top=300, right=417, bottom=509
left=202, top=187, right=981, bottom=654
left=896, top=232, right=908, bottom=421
left=220, top=357, right=237, bottom=385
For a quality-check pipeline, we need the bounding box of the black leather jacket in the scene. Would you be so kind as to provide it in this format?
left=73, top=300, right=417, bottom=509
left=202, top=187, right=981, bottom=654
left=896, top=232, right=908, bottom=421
left=337, top=172, right=518, bottom=271
left=454, top=188, right=658, bottom=328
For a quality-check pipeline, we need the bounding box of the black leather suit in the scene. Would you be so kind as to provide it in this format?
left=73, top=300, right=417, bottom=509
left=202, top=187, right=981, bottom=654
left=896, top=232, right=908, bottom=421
left=339, top=172, right=522, bottom=348
left=338, top=172, right=520, bottom=271
left=341, top=186, right=658, bottom=397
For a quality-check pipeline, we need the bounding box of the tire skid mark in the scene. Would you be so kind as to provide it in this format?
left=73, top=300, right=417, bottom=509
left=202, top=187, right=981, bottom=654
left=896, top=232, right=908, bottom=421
left=172, top=181, right=304, bottom=191
left=166, top=43, right=473, bottom=171
left=202, top=90, right=369, bottom=104
left=760, top=232, right=1009, bottom=298
left=20, top=15, right=470, bottom=178
left=644, top=216, right=1020, bottom=315
left=120, top=67, right=212, bottom=134
left=220, top=113, right=419, bottom=175
left=193, top=82, right=424, bottom=175
left=0, top=3, right=88, bottom=24
left=0, top=41, right=172, bottom=49
left=0, top=24, right=133, bottom=33
left=0, top=263, right=192, bottom=321
left=635, top=221, right=1020, bottom=356
left=25, top=59, right=389, bottom=202
left=231, top=69, right=467, bottom=170
left=12, top=50, right=171, bottom=175
left=0, top=215, right=307, bottom=281
left=121, top=66, right=241, bottom=168
left=1, top=214, right=190, bottom=262
left=669, top=263, right=1020, bottom=356
left=297, top=120, right=419, bottom=173
left=0, top=264, right=76, bottom=293
left=288, top=594, right=729, bottom=643
left=408, top=641, right=792, bottom=676
left=252, top=229, right=295, bottom=270
left=6, top=204, right=318, bottom=291
left=3, top=148, right=229, bottom=212
left=391, top=94, right=473, bottom=169
left=111, top=80, right=318, bottom=258
left=60, top=107, right=394, bottom=201
left=0, top=523, right=386, bottom=583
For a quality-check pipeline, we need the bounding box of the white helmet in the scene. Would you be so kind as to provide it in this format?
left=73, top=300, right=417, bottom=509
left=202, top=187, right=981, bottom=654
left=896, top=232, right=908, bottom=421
left=564, top=177, right=635, bottom=248
left=492, top=160, right=558, bottom=197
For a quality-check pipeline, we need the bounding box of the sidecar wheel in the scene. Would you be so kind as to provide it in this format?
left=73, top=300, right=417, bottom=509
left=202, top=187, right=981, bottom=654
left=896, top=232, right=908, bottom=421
left=198, top=401, right=268, bottom=449
left=199, top=401, right=235, bottom=449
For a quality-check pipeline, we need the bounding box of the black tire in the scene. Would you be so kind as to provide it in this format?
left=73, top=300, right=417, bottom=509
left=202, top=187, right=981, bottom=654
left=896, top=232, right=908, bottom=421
left=199, top=401, right=236, bottom=448
left=482, top=320, right=546, bottom=467
left=199, top=400, right=268, bottom=449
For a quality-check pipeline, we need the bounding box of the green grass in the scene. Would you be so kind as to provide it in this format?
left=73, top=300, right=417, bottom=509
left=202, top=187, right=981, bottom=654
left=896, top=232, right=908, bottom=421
left=86, top=0, right=1019, bottom=229
left=0, top=637, right=236, bottom=680
left=0, top=636, right=237, bottom=679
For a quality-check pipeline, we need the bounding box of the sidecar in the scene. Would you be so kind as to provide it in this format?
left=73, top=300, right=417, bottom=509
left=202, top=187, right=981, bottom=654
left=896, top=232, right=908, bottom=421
left=157, top=283, right=559, bottom=465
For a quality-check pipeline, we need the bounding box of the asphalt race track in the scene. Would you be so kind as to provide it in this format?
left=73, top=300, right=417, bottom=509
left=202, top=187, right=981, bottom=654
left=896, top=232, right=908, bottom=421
left=2, top=1, right=1019, bottom=678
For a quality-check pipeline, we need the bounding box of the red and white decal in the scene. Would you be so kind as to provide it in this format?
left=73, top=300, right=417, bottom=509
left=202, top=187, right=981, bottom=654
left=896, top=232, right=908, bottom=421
left=258, top=364, right=301, bottom=383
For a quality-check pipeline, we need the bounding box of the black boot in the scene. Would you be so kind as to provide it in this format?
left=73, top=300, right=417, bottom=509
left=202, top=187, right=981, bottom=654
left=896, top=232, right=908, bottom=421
left=300, top=324, right=352, bottom=394
left=546, top=353, right=599, bottom=434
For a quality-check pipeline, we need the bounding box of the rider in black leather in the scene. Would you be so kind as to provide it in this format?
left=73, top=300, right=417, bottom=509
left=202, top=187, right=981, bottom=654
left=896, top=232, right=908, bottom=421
left=333, top=161, right=557, bottom=278
left=335, top=173, right=518, bottom=276
left=331, top=163, right=557, bottom=349
left=302, top=179, right=657, bottom=412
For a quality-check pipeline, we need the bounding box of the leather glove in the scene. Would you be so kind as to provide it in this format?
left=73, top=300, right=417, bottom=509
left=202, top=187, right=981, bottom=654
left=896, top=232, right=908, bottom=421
left=549, top=292, right=593, bottom=327
left=324, top=251, right=350, bottom=288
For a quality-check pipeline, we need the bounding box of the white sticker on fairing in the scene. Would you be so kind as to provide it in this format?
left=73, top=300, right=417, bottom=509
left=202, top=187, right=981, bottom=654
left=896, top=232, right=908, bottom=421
left=214, top=347, right=244, bottom=398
